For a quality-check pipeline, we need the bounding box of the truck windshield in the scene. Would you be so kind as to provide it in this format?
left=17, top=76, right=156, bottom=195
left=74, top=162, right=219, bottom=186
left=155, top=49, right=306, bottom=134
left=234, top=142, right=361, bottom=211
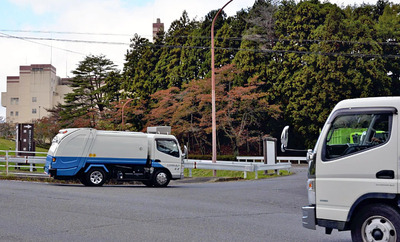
left=156, top=139, right=180, bottom=158
left=324, top=113, right=391, bottom=160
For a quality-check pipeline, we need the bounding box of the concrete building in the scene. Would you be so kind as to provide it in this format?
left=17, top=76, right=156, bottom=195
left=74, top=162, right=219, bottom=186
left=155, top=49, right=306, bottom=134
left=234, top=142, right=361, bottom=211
left=152, top=18, right=164, bottom=41
left=1, top=64, right=72, bottom=123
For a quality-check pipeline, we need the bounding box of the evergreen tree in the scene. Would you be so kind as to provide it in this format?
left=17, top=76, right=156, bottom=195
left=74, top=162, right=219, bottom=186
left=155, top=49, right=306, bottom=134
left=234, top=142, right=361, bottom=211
left=61, top=54, right=118, bottom=127
left=162, top=11, right=196, bottom=88
left=123, top=34, right=156, bottom=99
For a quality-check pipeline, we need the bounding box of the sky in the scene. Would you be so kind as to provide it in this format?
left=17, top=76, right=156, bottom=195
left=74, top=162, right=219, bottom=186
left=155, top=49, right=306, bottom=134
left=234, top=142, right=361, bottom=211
left=0, top=0, right=391, bottom=118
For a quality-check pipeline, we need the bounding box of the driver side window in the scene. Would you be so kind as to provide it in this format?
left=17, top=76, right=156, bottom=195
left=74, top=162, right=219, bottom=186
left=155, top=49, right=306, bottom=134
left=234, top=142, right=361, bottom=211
left=324, top=112, right=391, bottom=160
left=156, top=139, right=180, bottom=158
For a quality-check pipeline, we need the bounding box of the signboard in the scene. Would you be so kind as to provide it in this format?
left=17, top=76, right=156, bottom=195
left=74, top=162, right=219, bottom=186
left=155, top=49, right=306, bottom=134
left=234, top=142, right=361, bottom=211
left=16, top=123, right=35, bottom=156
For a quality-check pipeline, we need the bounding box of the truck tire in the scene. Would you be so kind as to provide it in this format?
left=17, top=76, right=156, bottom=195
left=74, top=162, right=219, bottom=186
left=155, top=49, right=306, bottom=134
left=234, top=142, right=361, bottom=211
left=79, top=176, right=89, bottom=186
left=351, top=204, right=400, bottom=242
left=152, top=170, right=170, bottom=187
left=85, top=168, right=106, bottom=186
left=142, top=180, right=153, bottom=187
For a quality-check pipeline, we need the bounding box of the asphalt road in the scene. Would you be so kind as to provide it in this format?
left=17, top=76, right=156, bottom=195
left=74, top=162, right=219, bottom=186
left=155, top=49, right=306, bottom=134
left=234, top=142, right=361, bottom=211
left=0, top=166, right=351, bottom=242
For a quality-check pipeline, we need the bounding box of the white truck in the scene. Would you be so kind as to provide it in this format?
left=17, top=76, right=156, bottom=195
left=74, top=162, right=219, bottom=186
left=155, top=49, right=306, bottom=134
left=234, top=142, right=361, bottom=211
left=44, top=126, right=185, bottom=187
left=281, top=97, right=400, bottom=241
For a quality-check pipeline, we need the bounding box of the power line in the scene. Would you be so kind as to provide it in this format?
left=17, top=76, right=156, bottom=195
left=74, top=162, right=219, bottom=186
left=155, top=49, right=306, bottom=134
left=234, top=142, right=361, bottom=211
left=148, top=44, right=400, bottom=59
left=2, top=29, right=399, bottom=47
left=0, top=32, right=85, bottom=55
left=0, top=34, right=130, bottom=46
left=171, top=35, right=400, bottom=47
left=0, top=29, right=135, bottom=37
left=1, top=32, right=399, bottom=59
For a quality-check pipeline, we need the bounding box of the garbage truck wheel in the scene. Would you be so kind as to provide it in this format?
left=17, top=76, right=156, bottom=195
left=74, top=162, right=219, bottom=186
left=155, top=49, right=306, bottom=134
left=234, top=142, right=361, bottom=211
left=79, top=176, right=89, bottom=186
left=142, top=180, right=153, bottom=187
left=86, top=168, right=106, bottom=186
left=152, top=170, right=170, bottom=187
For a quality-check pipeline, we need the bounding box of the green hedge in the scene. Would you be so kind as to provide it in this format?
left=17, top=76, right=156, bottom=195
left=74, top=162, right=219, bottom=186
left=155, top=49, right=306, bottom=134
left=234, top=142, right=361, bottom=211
left=188, top=154, right=237, bottom=161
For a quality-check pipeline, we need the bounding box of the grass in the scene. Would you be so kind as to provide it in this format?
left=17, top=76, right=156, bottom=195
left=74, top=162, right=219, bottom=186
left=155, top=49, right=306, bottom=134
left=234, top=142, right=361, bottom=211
left=0, top=138, right=48, bottom=172
left=0, top=138, right=48, bottom=156
left=0, top=163, right=45, bottom=172
left=184, top=168, right=291, bottom=180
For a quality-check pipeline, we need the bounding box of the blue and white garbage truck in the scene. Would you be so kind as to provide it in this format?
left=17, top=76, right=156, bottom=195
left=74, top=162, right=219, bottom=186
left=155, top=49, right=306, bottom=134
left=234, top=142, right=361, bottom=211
left=45, top=126, right=185, bottom=187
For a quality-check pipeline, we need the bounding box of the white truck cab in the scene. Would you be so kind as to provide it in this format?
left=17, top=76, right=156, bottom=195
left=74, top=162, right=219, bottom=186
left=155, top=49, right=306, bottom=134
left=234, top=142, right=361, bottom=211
left=282, top=97, right=400, bottom=241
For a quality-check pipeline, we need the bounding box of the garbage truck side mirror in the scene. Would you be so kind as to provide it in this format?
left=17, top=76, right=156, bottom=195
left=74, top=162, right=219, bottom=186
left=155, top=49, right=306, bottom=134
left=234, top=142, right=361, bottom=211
left=280, top=126, right=289, bottom=152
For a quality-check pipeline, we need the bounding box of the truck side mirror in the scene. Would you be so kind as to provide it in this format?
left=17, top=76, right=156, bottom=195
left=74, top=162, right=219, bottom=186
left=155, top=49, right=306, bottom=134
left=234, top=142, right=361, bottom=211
left=281, top=126, right=289, bottom=152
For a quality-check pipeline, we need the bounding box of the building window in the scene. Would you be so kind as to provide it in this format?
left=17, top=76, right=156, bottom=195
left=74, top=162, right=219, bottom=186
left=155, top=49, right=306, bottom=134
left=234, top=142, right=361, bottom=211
left=32, top=97, right=37, bottom=102
left=32, top=109, right=37, bottom=114
left=10, top=111, right=14, bottom=116
left=15, top=111, right=19, bottom=116
left=11, top=98, right=19, bottom=105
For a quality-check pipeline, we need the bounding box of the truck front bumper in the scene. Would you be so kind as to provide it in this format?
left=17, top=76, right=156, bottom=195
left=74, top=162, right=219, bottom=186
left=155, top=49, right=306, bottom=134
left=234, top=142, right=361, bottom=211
left=302, top=205, right=316, bottom=230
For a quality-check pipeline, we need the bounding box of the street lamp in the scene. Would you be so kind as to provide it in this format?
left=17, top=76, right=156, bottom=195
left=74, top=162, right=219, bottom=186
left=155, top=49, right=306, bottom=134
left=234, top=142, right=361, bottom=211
left=211, top=0, right=233, bottom=175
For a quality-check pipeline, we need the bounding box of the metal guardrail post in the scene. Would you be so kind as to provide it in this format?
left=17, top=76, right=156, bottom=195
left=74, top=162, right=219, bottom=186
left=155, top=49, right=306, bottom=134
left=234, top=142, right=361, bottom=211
left=5, top=150, right=8, bottom=175
left=29, top=157, right=33, bottom=172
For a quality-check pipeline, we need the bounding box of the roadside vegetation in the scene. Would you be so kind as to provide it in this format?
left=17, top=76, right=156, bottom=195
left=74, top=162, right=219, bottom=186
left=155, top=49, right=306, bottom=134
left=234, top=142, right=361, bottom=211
left=1, top=0, right=397, bottom=183
left=0, top=138, right=47, bottom=174
left=184, top=169, right=291, bottom=180
left=26, top=0, right=399, bottom=156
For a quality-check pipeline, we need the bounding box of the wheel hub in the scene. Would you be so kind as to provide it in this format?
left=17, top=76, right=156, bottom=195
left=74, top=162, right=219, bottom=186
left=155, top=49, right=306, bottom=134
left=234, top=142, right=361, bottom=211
left=372, top=228, right=384, bottom=240
left=363, top=216, right=396, bottom=242
left=156, top=172, right=167, bottom=185
left=90, top=171, right=103, bottom=184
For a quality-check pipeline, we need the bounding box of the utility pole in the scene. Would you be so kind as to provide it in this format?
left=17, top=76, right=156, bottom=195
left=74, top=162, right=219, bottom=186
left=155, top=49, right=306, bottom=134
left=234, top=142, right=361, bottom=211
left=211, top=0, right=233, bottom=176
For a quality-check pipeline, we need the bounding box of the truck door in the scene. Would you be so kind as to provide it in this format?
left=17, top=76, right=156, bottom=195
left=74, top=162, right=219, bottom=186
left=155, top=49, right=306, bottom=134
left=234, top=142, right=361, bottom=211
left=154, top=139, right=182, bottom=178
left=316, top=108, right=398, bottom=222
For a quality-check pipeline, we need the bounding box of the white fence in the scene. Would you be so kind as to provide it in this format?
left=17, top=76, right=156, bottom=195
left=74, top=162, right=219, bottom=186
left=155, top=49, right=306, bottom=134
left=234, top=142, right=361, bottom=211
left=0, top=150, right=47, bottom=175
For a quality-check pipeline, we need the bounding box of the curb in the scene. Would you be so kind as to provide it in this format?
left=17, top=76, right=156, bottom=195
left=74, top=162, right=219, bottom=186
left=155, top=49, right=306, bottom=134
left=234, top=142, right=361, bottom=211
left=1, top=173, right=243, bottom=185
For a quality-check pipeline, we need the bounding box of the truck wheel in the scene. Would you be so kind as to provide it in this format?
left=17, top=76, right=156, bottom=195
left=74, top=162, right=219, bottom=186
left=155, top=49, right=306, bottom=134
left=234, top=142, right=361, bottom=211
left=85, top=168, right=106, bottom=186
left=152, top=170, right=170, bottom=187
left=79, top=176, right=89, bottom=186
left=351, top=204, right=400, bottom=242
left=142, top=180, right=153, bottom=187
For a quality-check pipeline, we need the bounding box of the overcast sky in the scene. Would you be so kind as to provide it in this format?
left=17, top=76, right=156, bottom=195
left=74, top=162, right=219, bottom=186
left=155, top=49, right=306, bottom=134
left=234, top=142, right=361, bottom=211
left=0, top=0, right=390, bottom=118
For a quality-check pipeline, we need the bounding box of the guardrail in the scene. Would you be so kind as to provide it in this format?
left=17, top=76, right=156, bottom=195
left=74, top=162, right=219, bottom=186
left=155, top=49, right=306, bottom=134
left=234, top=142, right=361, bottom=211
left=236, top=156, right=307, bottom=164
left=0, top=150, right=47, bottom=175
left=184, top=159, right=292, bottom=179
left=0, top=151, right=298, bottom=180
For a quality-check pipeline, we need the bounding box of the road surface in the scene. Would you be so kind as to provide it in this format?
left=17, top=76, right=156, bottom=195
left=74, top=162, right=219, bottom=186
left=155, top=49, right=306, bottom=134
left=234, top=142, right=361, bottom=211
left=0, top=166, right=350, bottom=241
